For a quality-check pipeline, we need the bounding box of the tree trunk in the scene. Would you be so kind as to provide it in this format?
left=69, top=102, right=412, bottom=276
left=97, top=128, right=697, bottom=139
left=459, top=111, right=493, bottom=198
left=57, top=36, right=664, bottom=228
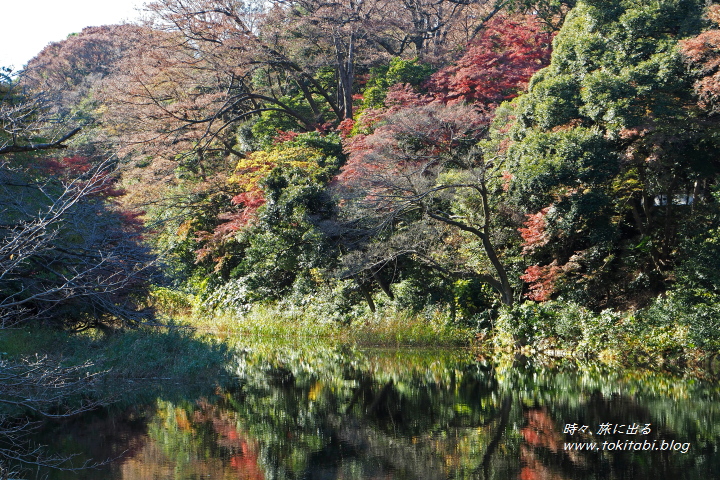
left=334, top=32, right=356, bottom=120
left=356, top=277, right=376, bottom=312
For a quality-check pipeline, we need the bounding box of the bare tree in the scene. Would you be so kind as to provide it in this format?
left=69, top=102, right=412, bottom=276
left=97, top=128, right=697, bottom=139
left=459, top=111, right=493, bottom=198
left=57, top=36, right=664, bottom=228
left=102, top=0, right=339, bottom=165
left=0, top=76, right=81, bottom=156
left=1, top=157, right=156, bottom=328
left=101, top=0, right=512, bottom=167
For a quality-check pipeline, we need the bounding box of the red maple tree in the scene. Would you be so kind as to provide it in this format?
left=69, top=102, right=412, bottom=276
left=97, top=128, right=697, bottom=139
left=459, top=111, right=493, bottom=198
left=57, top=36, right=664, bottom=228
left=425, top=14, right=554, bottom=106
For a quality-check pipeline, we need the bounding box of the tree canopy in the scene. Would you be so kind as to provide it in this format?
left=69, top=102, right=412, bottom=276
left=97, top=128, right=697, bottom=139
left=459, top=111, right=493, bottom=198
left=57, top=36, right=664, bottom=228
left=5, top=0, right=720, bottom=331
left=488, top=0, right=718, bottom=308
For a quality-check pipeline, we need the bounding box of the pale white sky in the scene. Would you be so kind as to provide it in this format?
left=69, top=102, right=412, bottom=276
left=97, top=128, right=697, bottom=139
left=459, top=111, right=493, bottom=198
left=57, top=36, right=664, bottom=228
left=1, top=0, right=147, bottom=71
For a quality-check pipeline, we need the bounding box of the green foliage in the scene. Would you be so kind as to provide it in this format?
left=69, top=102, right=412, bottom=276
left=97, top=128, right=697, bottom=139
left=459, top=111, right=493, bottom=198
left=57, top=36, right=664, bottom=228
left=279, top=131, right=346, bottom=162
left=493, top=300, right=694, bottom=364
left=505, top=0, right=704, bottom=136
left=653, top=200, right=720, bottom=349
left=513, top=72, right=581, bottom=131
left=150, top=187, right=236, bottom=287
left=387, top=275, right=453, bottom=314
left=177, top=135, right=345, bottom=307
left=509, top=0, right=702, bottom=137
left=490, top=0, right=718, bottom=308
left=505, top=127, right=619, bottom=209
left=149, top=131, right=347, bottom=312
left=250, top=104, right=309, bottom=143
left=361, top=58, right=435, bottom=109
left=495, top=301, right=562, bottom=347
left=674, top=198, right=720, bottom=301
left=452, top=278, right=497, bottom=325
left=250, top=93, right=334, bottom=145
left=228, top=153, right=339, bottom=301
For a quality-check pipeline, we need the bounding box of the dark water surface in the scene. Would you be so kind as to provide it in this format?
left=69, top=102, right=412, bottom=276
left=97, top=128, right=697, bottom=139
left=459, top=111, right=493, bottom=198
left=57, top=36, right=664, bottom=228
left=35, top=343, right=720, bottom=479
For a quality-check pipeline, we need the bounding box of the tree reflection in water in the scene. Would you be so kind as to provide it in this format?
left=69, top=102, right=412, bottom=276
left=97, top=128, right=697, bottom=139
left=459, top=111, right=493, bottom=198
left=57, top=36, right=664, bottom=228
left=33, top=344, right=720, bottom=479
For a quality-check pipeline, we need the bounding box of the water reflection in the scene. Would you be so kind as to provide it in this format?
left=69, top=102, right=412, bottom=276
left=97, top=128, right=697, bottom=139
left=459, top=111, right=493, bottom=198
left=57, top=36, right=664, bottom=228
left=35, top=344, right=720, bottom=479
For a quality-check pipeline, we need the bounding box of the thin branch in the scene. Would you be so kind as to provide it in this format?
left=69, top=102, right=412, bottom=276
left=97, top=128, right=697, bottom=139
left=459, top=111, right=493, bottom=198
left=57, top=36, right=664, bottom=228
left=0, top=127, right=81, bottom=155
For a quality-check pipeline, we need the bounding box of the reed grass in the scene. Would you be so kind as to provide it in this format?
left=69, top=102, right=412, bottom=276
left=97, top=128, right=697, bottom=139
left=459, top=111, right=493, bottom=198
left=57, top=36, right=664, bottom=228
left=173, top=303, right=473, bottom=347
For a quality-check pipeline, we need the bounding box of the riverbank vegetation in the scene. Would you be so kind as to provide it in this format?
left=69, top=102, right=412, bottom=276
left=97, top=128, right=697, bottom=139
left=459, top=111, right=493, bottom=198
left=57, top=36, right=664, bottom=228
left=7, top=0, right=720, bottom=354
left=4, top=0, right=720, bottom=473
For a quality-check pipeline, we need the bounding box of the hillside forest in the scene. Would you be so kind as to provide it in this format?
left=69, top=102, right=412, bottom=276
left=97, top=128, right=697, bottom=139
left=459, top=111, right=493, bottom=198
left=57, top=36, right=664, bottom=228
left=4, top=0, right=720, bottom=354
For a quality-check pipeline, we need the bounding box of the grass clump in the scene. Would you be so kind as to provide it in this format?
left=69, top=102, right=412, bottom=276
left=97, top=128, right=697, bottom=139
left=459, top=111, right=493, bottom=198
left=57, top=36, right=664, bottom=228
left=349, top=308, right=473, bottom=347
left=184, top=303, right=343, bottom=340
left=166, top=301, right=473, bottom=347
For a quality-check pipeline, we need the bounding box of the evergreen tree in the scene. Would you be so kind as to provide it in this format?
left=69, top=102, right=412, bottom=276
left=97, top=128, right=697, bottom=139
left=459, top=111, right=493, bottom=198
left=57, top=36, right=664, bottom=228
left=490, top=0, right=719, bottom=308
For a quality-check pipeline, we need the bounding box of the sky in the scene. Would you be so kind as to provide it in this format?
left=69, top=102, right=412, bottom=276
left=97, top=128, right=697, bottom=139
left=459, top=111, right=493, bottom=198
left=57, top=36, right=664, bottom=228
left=1, top=0, right=147, bottom=71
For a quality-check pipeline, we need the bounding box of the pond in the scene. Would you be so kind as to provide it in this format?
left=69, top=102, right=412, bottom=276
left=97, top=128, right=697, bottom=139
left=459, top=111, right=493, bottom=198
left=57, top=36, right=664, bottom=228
left=33, top=342, right=720, bottom=480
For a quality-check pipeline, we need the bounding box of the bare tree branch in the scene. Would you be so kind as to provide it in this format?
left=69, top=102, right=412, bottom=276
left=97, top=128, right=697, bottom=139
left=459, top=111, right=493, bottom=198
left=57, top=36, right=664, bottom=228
left=0, top=127, right=81, bottom=155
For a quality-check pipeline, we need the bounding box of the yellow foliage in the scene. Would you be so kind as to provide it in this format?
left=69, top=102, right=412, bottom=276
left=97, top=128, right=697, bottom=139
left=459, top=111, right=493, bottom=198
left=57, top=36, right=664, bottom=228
left=229, top=146, right=324, bottom=191
left=308, top=381, right=324, bottom=401
left=174, top=408, right=194, bottom=432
